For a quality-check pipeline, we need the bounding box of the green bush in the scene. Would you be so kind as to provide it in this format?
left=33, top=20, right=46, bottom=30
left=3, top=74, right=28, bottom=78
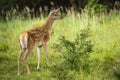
left=51, top=27, right=94, bottom=79
left=114, top=64, right=120, bottom=80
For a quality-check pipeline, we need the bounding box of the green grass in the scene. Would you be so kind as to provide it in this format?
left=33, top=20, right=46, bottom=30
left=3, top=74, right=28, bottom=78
left=0, top=10, right=120, bottom=80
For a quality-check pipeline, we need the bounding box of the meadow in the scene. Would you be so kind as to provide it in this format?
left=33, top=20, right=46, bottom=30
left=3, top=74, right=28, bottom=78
left=0, top=9, right=120, bottom=80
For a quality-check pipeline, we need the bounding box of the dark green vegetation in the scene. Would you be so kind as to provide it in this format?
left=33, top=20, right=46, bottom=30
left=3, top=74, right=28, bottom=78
left=51, top=27, right=93, bottom=80
left=0, top=0, right=119, bottom=21
left=0, top=9, right=120, bottom=80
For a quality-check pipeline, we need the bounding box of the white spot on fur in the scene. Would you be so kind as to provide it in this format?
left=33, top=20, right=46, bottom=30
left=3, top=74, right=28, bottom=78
left=20, top=35, right=28, bottom=49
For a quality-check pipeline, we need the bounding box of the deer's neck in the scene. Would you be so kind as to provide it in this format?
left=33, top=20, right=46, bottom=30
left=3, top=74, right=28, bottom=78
left=44, top=15, right=54, bottom=31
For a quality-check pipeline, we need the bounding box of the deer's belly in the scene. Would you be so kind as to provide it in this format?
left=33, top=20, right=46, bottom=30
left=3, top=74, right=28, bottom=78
left=35, top=41, right=42, bottom=47
left=34, top=32, right=50, bottom=46
left=43, top=33, right=50, bottom=42
left=35, top=38, right=50, bottom=47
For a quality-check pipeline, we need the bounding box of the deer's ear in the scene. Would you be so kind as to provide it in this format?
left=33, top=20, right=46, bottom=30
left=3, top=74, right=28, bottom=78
left=50, top=7, right=55, bottom=12
left=55, top=8, right=60, bottom=12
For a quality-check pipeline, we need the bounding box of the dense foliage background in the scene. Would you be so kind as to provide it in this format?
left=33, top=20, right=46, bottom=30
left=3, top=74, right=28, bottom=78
left=0, top=0, right=120, bottom=20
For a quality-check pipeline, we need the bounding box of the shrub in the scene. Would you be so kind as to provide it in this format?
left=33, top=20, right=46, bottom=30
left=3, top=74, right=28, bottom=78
left=114, top=64, right=120, bottom=80
left=51, top=27, right=94, bottom=79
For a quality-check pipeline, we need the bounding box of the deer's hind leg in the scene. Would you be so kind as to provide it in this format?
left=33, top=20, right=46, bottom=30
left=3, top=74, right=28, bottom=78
left=24, top=40, right=34, bottom=74
left=18, top=48, right=26, bottom=75
left=18, top=33, right=28, bottom=75
left=24, top=49, right=33, bottom=74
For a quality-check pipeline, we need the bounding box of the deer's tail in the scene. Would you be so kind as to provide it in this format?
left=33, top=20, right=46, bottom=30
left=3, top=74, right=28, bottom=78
left=19, top=32, right=28, bottom=50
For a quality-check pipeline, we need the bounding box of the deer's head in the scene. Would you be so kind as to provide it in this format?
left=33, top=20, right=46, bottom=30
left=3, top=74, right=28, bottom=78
left=50, top=8, right=63, bottom=20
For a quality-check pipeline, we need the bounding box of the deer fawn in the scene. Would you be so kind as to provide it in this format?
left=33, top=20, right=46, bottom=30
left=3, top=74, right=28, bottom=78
left=18, top=8, right=62, bottom=75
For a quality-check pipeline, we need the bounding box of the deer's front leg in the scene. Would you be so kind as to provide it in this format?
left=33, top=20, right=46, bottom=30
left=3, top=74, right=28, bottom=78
left=43, top=44, right=49, bottom=65
left=37, top=46, right=41, bottom=70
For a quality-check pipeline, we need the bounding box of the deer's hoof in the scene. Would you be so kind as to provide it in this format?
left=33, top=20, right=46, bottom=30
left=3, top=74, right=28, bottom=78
left=28, top=72, right=31, bottom=74
left=17, top=73, right=20, bottom=76
left=37, top=68, right=40, bottom=71
left=37, top=66, right=40, bottom=71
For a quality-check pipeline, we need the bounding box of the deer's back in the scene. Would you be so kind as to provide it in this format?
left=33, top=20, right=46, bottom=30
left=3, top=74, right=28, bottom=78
left=27, top=27, right=50, bottom=44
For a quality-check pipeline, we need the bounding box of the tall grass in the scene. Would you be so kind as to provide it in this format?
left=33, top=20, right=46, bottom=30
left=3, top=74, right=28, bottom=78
left=0, top=9, right=120, bottom=80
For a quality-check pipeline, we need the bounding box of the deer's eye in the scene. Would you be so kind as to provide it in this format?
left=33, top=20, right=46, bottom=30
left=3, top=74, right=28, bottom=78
left=54, top=13, right=57, bottom=16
